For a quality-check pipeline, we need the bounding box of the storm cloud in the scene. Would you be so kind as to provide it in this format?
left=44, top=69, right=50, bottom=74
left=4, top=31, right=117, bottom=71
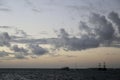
left=50, top=28, right=99, bottom=51
left=89, top=13, right=115, bottom=41
left=49, top=12, right=120, bottom=51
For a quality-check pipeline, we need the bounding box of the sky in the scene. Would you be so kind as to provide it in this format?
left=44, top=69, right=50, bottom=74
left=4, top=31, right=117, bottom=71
left=0, top=0, right=120, bottom=68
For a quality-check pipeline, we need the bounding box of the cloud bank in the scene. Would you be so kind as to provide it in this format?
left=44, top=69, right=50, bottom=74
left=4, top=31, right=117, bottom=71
left=49, top=12, right=120, bottom=50
left=0, top=11, right=120, bottom=60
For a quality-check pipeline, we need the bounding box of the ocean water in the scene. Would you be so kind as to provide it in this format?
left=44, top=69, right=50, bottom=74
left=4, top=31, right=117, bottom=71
left=0, top=68, right=120, bottom=80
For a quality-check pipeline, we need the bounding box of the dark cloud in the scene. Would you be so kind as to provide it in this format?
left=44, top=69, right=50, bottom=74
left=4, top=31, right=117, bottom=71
left=12, top=31, right=99, bottom=51
left=0, top=32, right=11, bottom=46
left=29, top=44, right=48, bottom=55
left=89, top=13, right=115, bottom=41
left=1, top=32, right=11, bottom=40
left=108, top=11, right=120, bottom=33
left=10, top=45, right=29, bottom=59
left=79, top=21, right=90, bottom=32
left=66, top=37, right=99, bottom=50
left=79, top=21, right=93, bottom=36
left=10, top=45, right=28, bottom=53
left=49, top=12, right=120, bottom=50
left=58, top=28, right=69, bottom=38
left=49, top=29, right=69, bottom=49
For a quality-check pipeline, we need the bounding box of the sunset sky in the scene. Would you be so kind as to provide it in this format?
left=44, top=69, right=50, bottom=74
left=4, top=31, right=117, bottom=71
left=0, top=0, right=120, bottom=68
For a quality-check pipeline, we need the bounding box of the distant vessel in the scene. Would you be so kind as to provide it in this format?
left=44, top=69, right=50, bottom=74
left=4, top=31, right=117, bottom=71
left=61, top=67, right=70, bottom=71
left=98, top=62, right=107, bottom=71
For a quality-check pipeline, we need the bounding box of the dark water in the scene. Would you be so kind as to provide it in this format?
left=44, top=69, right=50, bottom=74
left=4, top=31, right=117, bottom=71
left=0, top=68, right=120, bottom=80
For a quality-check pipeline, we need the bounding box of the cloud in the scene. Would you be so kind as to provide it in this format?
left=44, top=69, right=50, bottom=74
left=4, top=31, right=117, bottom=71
left=49, top=28, right=99, bottom=51
left=0, top=11, right=119, bottom=59
left=58, top=28, right=69, bottom=38
left=12, top=38, right=47, bottom=44
left=1, top=32, right=11, bottom=40
left=0, top=26, right=11, bottom=28
left=0, top=32, right=11, bottom=46
left=66, top=37, right=99, bottom=50
left=79, top=21, right=90, bottom=32
left=0, top=0, right=11, bottom=12
left=0, top=26, right=48, bottom=59
left=49, top=12, right=120, bottom=50
left=39, top=31, right=48, bottom=35
left=29, top=44, right=48, bottom=55
left=10, top=45, right=28, bottom=53
left=79, top=21, right=92, bottom=36
left=10, top=45, right=29, bottom=59
left=49, top=29, right=69, bottom=49
left=10, top=44, right=48, bottom=59
left=108, top=11, right=120, bottom=33
left=0, top=51, right=9, bottom=57
left=0, top=8, right=10, bottom=12
left=14, top=54, right=27, bottom=59
left=0, top=51, right=23, bottom=60
left=15, top=28, right=28, bottom=37
left=89, top=13, right=115, bottom=41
